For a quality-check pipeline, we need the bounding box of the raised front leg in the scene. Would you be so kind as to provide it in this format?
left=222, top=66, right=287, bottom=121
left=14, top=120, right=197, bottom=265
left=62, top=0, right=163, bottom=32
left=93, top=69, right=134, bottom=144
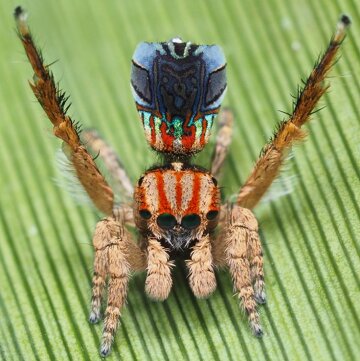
left=15, top=7, right=114, bottom=215
left=90, top=211, right=146, bottom=357
left=237, top=16, right=350, bottom=209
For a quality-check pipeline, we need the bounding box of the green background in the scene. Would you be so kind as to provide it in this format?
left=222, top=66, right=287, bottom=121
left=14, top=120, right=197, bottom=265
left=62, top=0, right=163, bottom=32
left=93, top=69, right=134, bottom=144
left=0, top=0, right=359, bottom=360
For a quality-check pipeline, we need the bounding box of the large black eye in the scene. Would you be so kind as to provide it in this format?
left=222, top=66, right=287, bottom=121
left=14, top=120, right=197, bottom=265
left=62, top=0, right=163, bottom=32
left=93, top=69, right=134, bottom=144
left=139, top=209, right=151, bottom=220
left=157, top=213, right=177, bottom=229
left=181, top=214, right=201, bottom=229
left=206, top=210, right=219, bottom=221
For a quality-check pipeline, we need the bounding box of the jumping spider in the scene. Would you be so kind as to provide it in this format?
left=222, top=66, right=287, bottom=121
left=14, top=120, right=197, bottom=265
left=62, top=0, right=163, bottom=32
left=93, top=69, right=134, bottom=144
left=15, top=6, right=350, bottom=357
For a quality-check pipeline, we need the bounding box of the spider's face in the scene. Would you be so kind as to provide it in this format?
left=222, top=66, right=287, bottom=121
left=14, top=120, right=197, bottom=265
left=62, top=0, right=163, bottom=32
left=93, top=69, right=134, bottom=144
left=134, top=162, right=220, bottom=249
left=131, top=38, right=227, bottom=155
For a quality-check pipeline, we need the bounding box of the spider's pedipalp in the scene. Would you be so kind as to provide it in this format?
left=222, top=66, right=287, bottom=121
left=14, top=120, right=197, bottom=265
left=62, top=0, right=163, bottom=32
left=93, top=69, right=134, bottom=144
left=237, top=15, right=350, bottom=209
left=145, top=238, right=174, bottom=301
left=186, top=234, right=217, bottom=298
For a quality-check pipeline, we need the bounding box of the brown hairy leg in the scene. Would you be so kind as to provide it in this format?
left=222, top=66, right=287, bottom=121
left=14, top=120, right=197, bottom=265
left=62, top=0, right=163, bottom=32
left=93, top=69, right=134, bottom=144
left=186, top=234, right=217, bottom=298
left=248, top=224, right=265, bottom=304
left=90, top=209, right=146, bottom=357
left=237, top=16, right=351, bottom=209
left=220, top=205, right=263, bottom=336
left=145, top=238, right=174, bottom=301
left=210, top=107, right=234, bottom=179
left=15, top=7, right=114, bottom=215
left=82, top=129, right=134, bottom=198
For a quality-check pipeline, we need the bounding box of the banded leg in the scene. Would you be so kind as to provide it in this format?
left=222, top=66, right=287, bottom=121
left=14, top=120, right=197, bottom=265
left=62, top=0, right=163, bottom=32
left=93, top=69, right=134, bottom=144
left=224, top=205, right=263, bottom=336
left=145, top=238, right=174, bottom=301
left=90, top=213, right=146, bottom=357
left=248, top=227, right=265, bottom=304
left=82, top=129, right=134, bottom=199
left=15, top=7, right=113, bottom=214
left=186, top=234, right=217, bottom=298
left=210, top=108, right=234, bottom=179
left=237, top=16, right=351, bottom=209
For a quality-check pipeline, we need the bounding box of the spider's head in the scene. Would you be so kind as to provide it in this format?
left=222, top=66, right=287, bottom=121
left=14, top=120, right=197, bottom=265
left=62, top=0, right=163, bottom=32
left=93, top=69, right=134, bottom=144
left=131, top=38, right=227, bottom=155
left=134, top=163, right=220, bottom=250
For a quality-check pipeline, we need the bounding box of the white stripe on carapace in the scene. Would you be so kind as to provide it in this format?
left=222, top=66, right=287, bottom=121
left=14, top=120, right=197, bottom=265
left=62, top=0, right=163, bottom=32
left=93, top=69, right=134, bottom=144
left=143, top=173, right=158, bottom=213
left=163, top=172, right=177, bottom=211
left=199, top=174, right=213, bottom=213
left=180, top=172, right=194, bottom=211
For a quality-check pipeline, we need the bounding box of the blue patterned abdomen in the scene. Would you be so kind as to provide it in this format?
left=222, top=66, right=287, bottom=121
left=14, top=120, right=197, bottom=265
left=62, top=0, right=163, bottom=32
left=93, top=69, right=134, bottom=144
left=131, top=38, right=227, bottom=155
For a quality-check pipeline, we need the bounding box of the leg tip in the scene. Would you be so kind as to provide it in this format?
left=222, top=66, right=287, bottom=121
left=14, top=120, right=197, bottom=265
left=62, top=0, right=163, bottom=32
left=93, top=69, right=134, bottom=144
left=89, top=310, right=101, bottom=324
left=100, top=335, right=114, bottom=358
left=100, top=345, right=111, bottom=358
left=251, top=323, right=264, bottom=338
left=340, top=14, right=351, bottom=27
left=255, top=291, right=266, bottom=305
left=14, top=6, right=26, bottom=20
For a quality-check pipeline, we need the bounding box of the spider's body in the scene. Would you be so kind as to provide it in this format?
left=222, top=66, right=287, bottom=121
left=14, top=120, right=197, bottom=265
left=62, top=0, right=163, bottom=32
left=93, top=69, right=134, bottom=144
left=15, top=6, right=350, bottom=357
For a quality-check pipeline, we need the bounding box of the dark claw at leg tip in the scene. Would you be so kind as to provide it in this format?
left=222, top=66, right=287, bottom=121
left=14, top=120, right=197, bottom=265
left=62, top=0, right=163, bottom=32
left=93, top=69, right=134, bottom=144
left=89, top=312, right=101, bottom=324
left=251, top=324, right=264, bottom=338
left=255, top=295, right=267, bottom=304
left=14, top=6, right=24, bottom=18
left=100, top=345, right=111, bottom=358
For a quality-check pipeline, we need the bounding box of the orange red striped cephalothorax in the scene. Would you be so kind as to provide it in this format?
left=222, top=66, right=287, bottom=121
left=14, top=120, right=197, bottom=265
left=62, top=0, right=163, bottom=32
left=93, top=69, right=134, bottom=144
left=134, top=162, right=220, bottom=249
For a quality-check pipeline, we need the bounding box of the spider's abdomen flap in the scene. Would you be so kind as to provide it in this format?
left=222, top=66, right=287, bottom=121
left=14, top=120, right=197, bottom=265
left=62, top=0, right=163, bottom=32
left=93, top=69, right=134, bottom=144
left=131, top=39, right=227, bottom=155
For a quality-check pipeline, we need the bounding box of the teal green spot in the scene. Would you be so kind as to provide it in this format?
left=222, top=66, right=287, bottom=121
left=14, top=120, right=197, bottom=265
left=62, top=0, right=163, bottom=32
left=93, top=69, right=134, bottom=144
left=141, top=111, right=151, bottom=131
left=173, top=117, right=184, bottom=139
left=195, top=119, right=203, bottom=139
left=154, top=116, right=162, bottom=138
left=205, top=114, right=214, bottom=138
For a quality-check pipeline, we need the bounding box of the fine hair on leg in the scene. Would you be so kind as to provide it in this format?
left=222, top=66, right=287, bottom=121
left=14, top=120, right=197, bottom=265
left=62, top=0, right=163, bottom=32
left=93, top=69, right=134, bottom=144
left=223, top=205, right=263, bottom=336
left=210, top=107, right=234, bottom=179
left=90, top=211, right=146, bottom=357
left=82, top=129, right=134, bottom=198
left=15, top=7, right=114, bottom=214
left=186, top=234, right=217, bottom=298
left=237, top=16, right=351, bottom=209
left=145, top=238, right=174, bottom=301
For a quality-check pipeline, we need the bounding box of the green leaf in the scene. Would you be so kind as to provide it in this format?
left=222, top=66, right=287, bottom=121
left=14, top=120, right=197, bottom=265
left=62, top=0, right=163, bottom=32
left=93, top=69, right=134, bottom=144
left=1, top=0, right=359, bottom=360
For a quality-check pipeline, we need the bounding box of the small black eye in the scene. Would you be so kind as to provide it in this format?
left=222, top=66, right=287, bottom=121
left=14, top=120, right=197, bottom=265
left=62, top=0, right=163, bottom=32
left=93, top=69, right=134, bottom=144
left=157, top=213, right=177, bottom=229
left=211, top=177, right=218, bottom=186
left=138, top=176, right=145, bottom=186
left=206, top=210, right=219, bottom=221
left=181, top=214, right=201, bottom=229
left=139, top=209, right=151, bottom=219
